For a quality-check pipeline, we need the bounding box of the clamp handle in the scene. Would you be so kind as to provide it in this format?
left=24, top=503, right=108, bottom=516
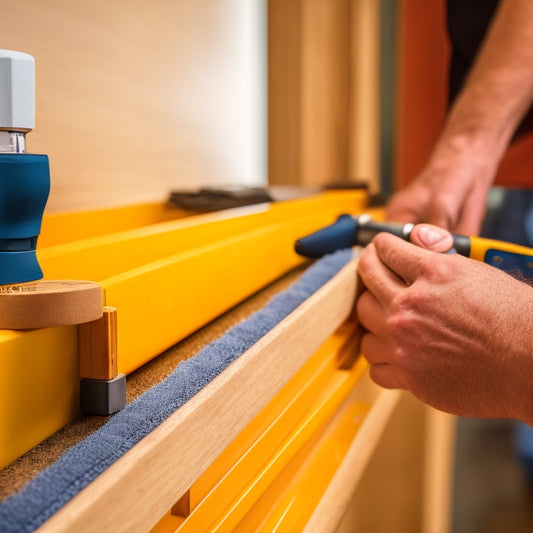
left=0, top=51, right=49, bottom=285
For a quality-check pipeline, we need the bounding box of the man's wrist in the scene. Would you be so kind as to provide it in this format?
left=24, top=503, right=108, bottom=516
left=425, top=133, right=499, bottom=187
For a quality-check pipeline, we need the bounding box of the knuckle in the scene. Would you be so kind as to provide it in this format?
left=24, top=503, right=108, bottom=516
left=418, top=255, right=452, bottom=282
left=389, top=342, right=409, bottom=364
left=386, top=292, right=427, bottom=346
left=386, top=310, right=412, bottom=336
left=388, top=291, right=419, bottom=325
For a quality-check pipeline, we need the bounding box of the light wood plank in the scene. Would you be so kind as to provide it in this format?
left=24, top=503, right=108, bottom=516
left=349, top=0, right=381, bottom=193
left=299, top=0, right=351, bottom=185
left=336, top=391, right=427, bottom=533
left=422, top=408, right=456, bottom=533
left=268, top=0, right=381, bottom=190
left=36, top=254, right=361, bottom=533
left=78, top=307, right=118, bottom=381
left=181, top=322, right=362, bottom=517
left=268, top=0, right=302, bottom=186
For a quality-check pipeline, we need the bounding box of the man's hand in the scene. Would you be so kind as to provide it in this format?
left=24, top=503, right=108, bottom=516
left=356, top=228, right=533, bottom=424
left=385, top=132, right=498, bottom=235
left=386, top=161, right=493, bottom=235
left=387, top=0, right=533, bottom=235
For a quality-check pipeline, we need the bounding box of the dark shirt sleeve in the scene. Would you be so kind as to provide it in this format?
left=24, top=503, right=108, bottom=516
left=446, top=0, right=500, bottom=104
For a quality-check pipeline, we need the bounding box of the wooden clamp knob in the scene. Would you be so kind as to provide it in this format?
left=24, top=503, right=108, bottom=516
left=0, top=280, right=103, bottom=329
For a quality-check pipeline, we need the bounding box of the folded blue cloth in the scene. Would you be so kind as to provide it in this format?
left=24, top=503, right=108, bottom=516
left=0, top=249, right=352, bottom=532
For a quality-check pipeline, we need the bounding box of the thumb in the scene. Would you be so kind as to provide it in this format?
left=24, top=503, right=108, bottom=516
left=409, top=224, right=454, bottom=253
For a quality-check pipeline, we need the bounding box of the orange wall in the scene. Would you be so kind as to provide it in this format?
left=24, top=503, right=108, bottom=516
left=394, top=0, right=450, bottom=190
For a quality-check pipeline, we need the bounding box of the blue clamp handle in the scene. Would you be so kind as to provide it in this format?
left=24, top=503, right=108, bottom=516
left=0, top=154, right=50, bottom=284
left=294, top=214, right=357, bottom=258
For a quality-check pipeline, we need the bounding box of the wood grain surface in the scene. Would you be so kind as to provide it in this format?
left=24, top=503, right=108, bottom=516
left=78, top=307, right=118, bottom=380
left=1, top=0, right=266, bottom=213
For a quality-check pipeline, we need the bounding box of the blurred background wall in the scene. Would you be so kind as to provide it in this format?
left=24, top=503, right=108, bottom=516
left=1, top=0, right=267, bottom=212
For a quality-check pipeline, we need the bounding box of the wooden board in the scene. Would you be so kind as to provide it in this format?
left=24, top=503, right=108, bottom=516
left=36, top=255, right=361, bottom=533
left=78, top=307, right=117, bottom=380
left=268, top=0, right=380, bottom=190
left=177, top=322, right=362, bottom=517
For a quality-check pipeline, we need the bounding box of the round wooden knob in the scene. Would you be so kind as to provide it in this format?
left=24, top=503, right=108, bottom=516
left=0, top=280, right=103, bottom=329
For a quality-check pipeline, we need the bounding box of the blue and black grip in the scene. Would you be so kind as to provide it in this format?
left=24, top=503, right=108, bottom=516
left=295, top=214, right=533, bottom=280
left=295, top=215, right=471, bottom=258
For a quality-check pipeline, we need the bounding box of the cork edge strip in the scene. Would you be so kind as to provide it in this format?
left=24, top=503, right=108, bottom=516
left=0, top=280, right=102, bottom=329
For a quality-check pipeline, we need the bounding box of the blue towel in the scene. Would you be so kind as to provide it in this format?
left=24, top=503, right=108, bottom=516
left=0, top=249, right=352, bottom=532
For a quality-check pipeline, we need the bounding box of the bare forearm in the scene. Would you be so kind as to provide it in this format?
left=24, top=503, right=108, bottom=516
left=433, top=0, right=533, bottom=167
left=387, top=0, right=533, bottom=233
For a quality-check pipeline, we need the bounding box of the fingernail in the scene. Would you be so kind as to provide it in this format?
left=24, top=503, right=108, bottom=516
left=418, top=225, right=448, bottom=247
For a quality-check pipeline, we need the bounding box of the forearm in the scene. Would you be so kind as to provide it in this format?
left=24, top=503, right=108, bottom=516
left=387, top=0, right=533, bottom=233
left=430, top=0, right=533, bottom=172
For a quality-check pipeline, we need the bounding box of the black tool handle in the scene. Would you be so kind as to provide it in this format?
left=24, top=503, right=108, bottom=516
left=356, top=216, right=472, bottom=257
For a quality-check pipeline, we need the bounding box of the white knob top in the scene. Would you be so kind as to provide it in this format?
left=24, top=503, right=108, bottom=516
left=0, top=50, right=35, bottom=131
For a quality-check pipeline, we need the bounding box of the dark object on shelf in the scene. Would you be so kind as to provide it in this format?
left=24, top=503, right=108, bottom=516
left=168, top=186, right=273, bottom=212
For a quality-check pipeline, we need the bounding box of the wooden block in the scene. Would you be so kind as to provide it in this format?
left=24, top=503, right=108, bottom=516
left=171, top=492, right=190, bottom=517
left=0, top=280, right=102, bottom=330
left=78, top=307, right=118, bottom=381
